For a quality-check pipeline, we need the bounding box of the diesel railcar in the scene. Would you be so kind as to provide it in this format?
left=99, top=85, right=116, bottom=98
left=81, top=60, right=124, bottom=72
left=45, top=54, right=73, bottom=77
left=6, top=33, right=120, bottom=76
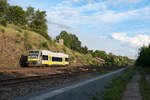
left=27, top=50, right=69, bottom=66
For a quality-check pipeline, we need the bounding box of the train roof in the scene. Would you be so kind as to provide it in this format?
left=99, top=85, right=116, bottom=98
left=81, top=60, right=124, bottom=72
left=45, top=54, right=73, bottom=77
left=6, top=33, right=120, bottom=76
left=29, top=50, right=69, bottom=57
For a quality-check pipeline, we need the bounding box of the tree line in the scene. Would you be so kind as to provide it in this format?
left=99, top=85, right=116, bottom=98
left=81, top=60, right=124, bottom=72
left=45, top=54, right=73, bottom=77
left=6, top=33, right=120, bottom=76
left=0, top=0, right=50, bottom=40
left=56, top=31, right=135, bottom=66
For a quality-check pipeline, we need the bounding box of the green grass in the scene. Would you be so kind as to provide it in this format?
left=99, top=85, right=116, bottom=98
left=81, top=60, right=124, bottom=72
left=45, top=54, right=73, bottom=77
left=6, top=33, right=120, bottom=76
left=138, top=67, right=150, bottom=100
left=101, top=68, right=134, bottom=100
left=100, top=70, right=109, bottom=74
left=139, top=74, right=150, bottom=100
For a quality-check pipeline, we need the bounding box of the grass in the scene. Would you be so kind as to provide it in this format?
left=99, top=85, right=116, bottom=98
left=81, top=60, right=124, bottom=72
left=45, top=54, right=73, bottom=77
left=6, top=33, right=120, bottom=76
left=139, top=74, right=150, bottom=100
left=100, top=70, right=109, bottom=74
left=138, top=67, right=150, bottom=100
left=101, top=68, right=134, bottom=100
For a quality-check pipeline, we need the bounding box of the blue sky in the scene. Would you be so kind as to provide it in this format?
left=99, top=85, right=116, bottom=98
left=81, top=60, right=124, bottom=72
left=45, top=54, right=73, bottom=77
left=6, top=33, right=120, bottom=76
left=9, top=0, right=150, bottom=59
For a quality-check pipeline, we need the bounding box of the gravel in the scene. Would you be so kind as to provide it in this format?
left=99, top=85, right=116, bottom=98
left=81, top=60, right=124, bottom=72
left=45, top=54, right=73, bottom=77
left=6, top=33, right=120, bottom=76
left=0, top=72, right=100, bottom=100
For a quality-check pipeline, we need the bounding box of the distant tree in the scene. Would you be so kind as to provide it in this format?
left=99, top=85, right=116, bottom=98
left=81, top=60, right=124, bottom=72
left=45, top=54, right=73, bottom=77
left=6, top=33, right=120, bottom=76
left=92, top=50, right=108, bottom=60
left=6, top=6, right=27, bottom=25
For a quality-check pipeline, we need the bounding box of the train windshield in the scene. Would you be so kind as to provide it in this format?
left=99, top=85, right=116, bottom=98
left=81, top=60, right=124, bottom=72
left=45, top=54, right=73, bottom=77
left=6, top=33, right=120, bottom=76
left=29, top=53, right=39, bottom=58
left=29, top=51, right=39, bottom=54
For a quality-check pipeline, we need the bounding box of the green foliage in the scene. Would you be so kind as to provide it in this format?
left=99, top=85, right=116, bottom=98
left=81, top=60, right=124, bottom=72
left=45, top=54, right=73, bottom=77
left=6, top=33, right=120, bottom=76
left=136, top=45, right=150, bottom=67
left=26, top=43, right=32, bottom=50
left=102, top=69, right=134, bottom=100
left=0, top=19, right=7, bottom=27
left=15, top=40, right=20, bottom=44
left=41, top=42, right=48, bottom=48
left=139, top=73, right=150, bottom=100
left=91, top=60, right=101, bottom=66
left=6, top=6, right=27, bottom=25
left=18, top=29, right=22, bottom=33
left=80, top=46, right=88, bottom=54
left=0, top=0, right=8, bottom=17
left=89, top=50, right=134, bottom=67
left=16, top=33, right=21, bottom=37
left=56, top=31, right=82, bottom=52
left=29, top=9, right=48, bottom=39
left=63, top=47, right=66, bottom=53
left=26, top=7, right=35, bottom=24
left=0, top=28, right=5, bottom=33
left=24, top=32, right=29, bottom=41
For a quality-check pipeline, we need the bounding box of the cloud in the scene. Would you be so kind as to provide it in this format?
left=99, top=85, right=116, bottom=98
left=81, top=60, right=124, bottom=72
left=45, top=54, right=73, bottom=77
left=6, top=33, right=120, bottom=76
left=74, top=0, right=82, bottom=2
left=111, top=33, right=150, bottom=47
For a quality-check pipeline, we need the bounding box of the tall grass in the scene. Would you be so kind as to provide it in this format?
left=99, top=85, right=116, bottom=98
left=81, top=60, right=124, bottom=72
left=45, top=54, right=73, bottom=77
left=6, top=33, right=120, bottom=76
left=102, top=68, right=134, bottom=100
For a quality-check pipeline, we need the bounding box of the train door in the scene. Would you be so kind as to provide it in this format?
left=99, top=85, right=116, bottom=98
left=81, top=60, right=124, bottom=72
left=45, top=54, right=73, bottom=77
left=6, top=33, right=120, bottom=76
left=42, top=55, right=49, bottom=65
left=63, top=56, right=65, bottom=65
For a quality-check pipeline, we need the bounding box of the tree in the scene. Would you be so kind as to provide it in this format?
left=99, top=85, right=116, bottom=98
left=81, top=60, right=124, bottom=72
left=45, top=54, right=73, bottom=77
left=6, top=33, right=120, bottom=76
left=136, top=45, right=150, bottom=67
left=92, top=50, right=108, bottom=60
left=56, top=31, right=82, bottom=52
left=26, top=7, right=35, bottom=24
left=6, top=6, right=27, bottom=25
left=0, top=0, right=8, bottom=18
left=30, top=10, right=48, bottom=38
left=81, top=46, right=88, bottom=54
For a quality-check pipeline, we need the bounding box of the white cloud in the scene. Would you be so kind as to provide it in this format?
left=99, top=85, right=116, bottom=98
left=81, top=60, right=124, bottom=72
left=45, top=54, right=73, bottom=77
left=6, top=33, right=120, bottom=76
left=74, top=0, right=82, bottom=2
left=111, top=33, right=150, bottom=47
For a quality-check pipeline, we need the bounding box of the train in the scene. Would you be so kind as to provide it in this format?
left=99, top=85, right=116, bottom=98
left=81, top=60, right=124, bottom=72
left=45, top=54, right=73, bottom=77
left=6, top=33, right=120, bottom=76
left=27, top=50, right=69, bottom=66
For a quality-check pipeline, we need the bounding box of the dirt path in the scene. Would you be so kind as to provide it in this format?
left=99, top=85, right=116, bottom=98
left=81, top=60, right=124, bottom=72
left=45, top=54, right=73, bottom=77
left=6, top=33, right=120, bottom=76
left=122, top=72, right=141, bottom=100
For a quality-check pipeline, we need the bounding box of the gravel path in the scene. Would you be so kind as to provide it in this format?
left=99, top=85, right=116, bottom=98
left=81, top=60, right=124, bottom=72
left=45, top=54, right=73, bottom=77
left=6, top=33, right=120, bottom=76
left=122, top=72, right=141, bottom=100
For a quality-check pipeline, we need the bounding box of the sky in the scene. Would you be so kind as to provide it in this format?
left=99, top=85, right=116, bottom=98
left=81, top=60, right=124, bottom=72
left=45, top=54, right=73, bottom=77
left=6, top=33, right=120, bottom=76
left=8, top=0, right=150, bottom=59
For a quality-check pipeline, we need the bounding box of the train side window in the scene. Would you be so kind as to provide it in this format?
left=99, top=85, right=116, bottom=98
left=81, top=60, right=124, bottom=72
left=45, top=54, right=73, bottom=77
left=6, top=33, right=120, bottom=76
left=42, top=55, right=48, bottom=60
left=65, top=58, right=69, bottom=62
left=52, top=57, right=62, bottom=62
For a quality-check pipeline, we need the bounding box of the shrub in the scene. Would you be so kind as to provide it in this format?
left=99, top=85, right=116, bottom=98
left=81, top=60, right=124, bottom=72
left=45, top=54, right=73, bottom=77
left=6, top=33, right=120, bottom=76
left=15, top=40, right=20, bottom=44
left=26, top=43, right=32, bottom=50
left=41, top=42, right=48, bottom=48
left=18, top=29, right=22, bottom=33
left=24, top=32, right=29, bottom=41
left=63, top=47, right=66, bottom=53
left=0, top=29, right=5, bottom=33
left=16, top=34, right=20, bottom=37
left=0, top=19, right=7, bottom=27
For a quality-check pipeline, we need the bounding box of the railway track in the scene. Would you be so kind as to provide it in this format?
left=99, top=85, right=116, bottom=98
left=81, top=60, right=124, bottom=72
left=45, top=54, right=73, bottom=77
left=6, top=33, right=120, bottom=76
left=0, top=69, right=97, bottom=87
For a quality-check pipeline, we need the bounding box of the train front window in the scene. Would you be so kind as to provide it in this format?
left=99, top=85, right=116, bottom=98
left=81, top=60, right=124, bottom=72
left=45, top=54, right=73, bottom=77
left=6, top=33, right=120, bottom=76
left=29, top=51, right=39, bottom=54
left=29, top=54, right=38, bottom=58
left=42, top=55, right=48, bottom=60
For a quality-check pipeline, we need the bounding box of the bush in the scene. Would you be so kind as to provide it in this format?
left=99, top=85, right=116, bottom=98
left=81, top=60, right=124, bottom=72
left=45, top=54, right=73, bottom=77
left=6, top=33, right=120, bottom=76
left=26, top=43, right=32, bottom=50
left=0, top=19, right=7, bottom=27
left=18, top=29, right=22, bottom=33
left=24, top=32, right=29, bottom=40
left=41, top=42, right=48, bottom=48
left=16, top=34, right=21, bottom=37
left=15, top=40, right=20, bottom=44
left=63, top=47, right=66, bottom=53
left=0, top=29, right=5, bottom=33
